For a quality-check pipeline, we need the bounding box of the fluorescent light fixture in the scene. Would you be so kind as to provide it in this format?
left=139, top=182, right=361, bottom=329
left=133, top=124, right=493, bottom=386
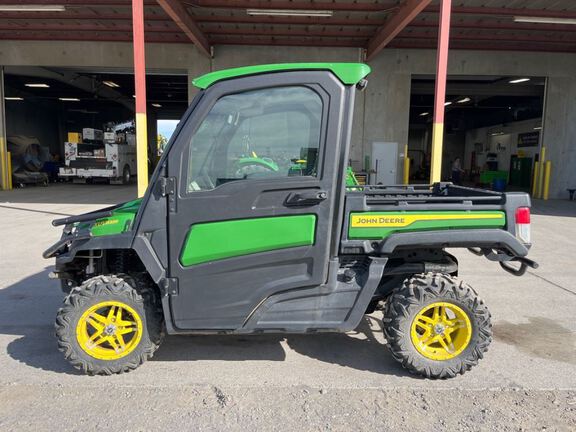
left=69, top=109, right=99, bottom=114
left=102, top=80, right=120, bottom=88
left=25, top=83, right=49, bottom=88
left=132, top=95, right=136, bottom=98
left=534, top=126, right=542, bottom=130
left=246, top=8, right=333, bottom=17
left=5, top=96, right=23, bottom=101
left=514, top=16, right=576, bottom=25
left=457, top=97, right=471, bottom=104
left=59, top=97, right=80, bottom=102
left=444, top=101, right=452, bottom=106
left=0, top=5, right=66, bottom=12
left=152, top=103, right=162, bottom=108
left=509, top=78, right=530, bottom=84
left=491, top=131, right=504, bottom=136
left=419, top=112, right=429, bottom=116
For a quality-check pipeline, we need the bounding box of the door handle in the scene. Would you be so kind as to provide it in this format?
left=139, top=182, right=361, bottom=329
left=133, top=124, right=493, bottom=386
left=284, top=190, right=328, bottom=207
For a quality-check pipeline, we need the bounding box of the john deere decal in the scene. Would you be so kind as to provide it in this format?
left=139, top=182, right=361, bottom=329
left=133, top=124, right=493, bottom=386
left=348, top=211, right=505, bottom=239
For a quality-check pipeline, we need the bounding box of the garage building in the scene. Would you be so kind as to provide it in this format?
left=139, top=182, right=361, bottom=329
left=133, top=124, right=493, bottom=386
left=0, top=0, right=574, bottom=198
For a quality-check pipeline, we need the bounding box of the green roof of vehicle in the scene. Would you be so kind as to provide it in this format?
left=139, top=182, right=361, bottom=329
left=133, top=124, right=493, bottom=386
left=192, top=63, right=371, bottom=89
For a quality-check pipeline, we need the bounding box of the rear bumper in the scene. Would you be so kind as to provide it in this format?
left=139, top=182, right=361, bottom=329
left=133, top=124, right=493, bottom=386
left=59, top=167, right=118, bottom=178
left=378, top=229, right=530, bottom=257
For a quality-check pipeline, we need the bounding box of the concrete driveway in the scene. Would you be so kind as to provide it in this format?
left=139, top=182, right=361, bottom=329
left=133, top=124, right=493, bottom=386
left=0, top=184, right=575, bottom=431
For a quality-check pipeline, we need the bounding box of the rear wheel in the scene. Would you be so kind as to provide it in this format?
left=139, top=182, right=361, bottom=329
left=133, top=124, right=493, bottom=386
left=383, top=272, right=492, bottom=379
left=121, top=165, right=131, bottom=185
left=55, top=275, right=163, bottom=375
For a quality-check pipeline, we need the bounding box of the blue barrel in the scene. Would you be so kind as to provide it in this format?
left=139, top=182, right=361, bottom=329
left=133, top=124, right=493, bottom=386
left=492, top=178, right=507, bottom=192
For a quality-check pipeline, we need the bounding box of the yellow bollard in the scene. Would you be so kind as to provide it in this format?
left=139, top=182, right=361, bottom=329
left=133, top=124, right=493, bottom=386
left=543, top=160, right=552, bottom=200
left=537, top=146, right=546, bottom=199
left=0, top=142, right=6, bottom=191
left=7, top=151, right=12, bottom=190
left=403, top=144, right=410, bottom=185
left=6, top=151, right=12, bottom=190
left=531, top=162, right=540, bottom=198
left=404, top=158, right=410, bottom=185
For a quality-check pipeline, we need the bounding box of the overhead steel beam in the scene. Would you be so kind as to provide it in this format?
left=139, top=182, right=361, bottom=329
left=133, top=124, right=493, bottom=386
left=208, top=36, right=367, bottom=48
left=190, top=0, right=397, bottom=12
left=0, top=12, right=384, bottom=26
left=0, top=31, right=365, bottom=46
left=3, top=21, right=575, bottom=43
left=0, top=22, right=373, bottom=37
left=389, top=39, right=576, bottom=53
left=408, top=20, right=576, bottom=33
left=0, top=0, right=158, bottom=5
left=366, top=0, right=433, bottom=61
left=426, top=5, right=576, bottom=20
left=157, top=0, right=211, bottom=57
left=398, top=30, right=576, bottom=44
left=0, top=12, right=171, bottom=20
left=0, top=22, right=181, bottom=33
left=196, top=15, right=384, bottom=26
left=0, top=31, right=186, bottom=43
left=203, top=27, right=373, bottom=38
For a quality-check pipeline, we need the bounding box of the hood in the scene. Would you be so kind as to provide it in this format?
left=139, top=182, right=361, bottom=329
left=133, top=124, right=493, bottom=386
left=78, top=198, right=143, bottom=237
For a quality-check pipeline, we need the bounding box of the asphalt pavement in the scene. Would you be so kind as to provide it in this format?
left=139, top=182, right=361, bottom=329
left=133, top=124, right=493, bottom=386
left=0, top=184, right=575, bottom=431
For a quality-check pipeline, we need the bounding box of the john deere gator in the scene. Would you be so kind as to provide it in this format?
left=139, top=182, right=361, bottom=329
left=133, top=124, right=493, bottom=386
left=45, top=63, right=537, bottom=378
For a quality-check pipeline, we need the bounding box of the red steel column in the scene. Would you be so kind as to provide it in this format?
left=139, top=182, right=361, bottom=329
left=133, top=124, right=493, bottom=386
left=132, top=0, right=148, bottom=197
left=430, top=0, right=452, bottom=184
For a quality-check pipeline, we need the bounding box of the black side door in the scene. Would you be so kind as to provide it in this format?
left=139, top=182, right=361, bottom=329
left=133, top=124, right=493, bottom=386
left=166, top=71, right=349, bottom=330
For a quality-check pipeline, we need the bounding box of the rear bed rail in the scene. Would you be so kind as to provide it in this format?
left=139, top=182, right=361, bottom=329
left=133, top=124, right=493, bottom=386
left=341, top=182, right=532, bottom=259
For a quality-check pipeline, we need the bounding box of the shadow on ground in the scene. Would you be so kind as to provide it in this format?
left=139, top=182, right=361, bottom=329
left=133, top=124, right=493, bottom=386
left=2, top=269, right=410, bottom=378
left=0, top=183, right=137, bottom=206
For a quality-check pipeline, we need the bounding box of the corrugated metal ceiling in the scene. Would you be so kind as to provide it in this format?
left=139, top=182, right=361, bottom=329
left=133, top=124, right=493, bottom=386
left=0, top=0, right=575, bottom=54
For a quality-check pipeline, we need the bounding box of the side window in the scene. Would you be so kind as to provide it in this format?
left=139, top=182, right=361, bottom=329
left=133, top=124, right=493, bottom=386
left=186, top=86, right=322, bottom=192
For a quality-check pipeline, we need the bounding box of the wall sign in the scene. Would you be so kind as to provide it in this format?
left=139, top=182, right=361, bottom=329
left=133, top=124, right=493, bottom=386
left=518, top=131, right=540, bottom=148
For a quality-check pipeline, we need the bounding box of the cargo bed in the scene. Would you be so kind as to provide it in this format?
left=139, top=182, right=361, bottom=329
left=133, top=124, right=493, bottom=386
left=341, top=183, right=532, bottom=263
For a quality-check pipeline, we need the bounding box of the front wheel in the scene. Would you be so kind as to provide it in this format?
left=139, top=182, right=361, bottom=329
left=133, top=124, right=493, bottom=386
left=55, top=275, right=164, bottom=375
left=383, top=272, right=492, bottom=379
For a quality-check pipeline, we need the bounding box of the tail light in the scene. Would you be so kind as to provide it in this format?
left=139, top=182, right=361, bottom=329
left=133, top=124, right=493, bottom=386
left=515, top=207, right=531, bottom=244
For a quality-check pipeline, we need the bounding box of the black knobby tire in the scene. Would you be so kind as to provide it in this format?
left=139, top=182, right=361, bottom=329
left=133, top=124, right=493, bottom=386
left=122, top=272, right=165, bottom=347
left=55, top=275, right=164, bottom=375
left=121, top=165, right=131, bottom=185
left=383, top=272, right=492, bottom=379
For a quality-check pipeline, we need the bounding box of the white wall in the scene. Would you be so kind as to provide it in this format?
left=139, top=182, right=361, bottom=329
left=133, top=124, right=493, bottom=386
left=464, top=118, right=542, bottom=172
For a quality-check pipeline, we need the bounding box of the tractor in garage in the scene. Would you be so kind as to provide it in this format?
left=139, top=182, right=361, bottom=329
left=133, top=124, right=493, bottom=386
left=44, top=63, right=537, bottom=378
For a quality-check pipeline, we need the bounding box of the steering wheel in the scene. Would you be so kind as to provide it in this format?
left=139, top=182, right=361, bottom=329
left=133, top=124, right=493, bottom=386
left=235, top=162, right=278, bottom=178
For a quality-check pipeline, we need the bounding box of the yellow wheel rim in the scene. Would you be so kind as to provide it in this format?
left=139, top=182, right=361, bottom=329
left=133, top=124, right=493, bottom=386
left=76, top=301, right=143, bottom=361
left=410, top=302, right=472, bottom=361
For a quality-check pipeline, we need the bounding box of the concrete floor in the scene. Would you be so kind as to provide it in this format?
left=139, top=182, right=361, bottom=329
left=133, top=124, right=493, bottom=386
left=0, top=183, right=575, bottom=430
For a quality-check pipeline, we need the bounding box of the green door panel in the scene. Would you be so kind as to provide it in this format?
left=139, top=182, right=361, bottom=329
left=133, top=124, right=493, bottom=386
left=180, top=215, right=317, bottom=266
left=348, top=211, right=506, bottom=239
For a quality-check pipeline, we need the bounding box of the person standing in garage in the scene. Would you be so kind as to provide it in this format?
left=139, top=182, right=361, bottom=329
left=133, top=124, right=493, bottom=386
left=451, top=157, right=465, bottom=185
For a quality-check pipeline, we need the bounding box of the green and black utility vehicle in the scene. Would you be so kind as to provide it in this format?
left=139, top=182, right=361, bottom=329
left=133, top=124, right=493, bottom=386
left=45, top=63, right=537, bottom=378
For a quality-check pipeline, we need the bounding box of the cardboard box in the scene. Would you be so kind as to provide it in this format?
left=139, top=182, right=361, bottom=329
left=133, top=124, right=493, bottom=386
left=103, top=132, right=116, bottom=143
left=82, top=128, right=103, bottom=142
left=67, top=132, right=82, bottom=144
